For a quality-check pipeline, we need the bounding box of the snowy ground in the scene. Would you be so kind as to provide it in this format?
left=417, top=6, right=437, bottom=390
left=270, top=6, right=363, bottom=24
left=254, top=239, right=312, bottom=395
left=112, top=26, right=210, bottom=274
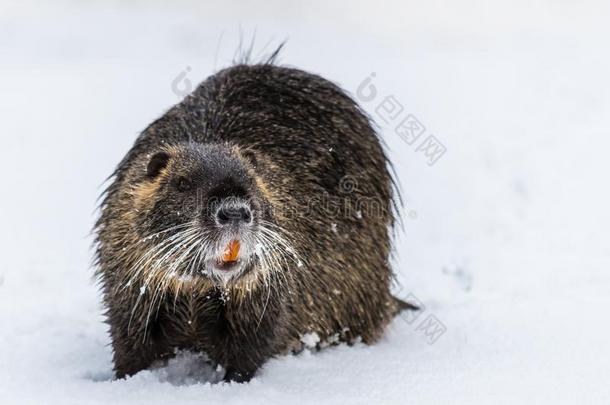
left=1, top=1, right=609, bottom=404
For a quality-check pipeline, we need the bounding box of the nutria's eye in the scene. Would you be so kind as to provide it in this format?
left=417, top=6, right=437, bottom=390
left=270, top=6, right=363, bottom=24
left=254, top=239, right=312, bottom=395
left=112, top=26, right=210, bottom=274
left=176, top=177, right=192, bottom=192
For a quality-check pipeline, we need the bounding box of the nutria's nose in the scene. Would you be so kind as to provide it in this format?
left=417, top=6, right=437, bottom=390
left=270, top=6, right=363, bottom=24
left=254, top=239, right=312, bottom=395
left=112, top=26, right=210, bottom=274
left=215, top=202, right=252, bottom=226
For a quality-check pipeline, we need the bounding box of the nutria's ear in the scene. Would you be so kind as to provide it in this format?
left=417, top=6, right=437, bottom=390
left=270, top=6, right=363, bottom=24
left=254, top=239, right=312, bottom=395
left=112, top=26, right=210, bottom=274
left=146, top=152, right=170, bottom=178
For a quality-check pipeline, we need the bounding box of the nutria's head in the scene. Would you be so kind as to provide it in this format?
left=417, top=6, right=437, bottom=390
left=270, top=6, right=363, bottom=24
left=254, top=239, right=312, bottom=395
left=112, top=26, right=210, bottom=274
left=124, top=142, right=296, bottom=287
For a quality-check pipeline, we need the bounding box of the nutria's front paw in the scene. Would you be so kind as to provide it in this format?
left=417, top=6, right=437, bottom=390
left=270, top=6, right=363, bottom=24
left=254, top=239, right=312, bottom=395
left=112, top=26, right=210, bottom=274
left=223, top=368, right=253, bottom=383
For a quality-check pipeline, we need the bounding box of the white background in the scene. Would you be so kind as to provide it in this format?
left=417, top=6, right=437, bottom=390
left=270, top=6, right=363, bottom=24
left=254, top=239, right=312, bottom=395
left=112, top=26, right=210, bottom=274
left=1, top=1, right=609, bottom=404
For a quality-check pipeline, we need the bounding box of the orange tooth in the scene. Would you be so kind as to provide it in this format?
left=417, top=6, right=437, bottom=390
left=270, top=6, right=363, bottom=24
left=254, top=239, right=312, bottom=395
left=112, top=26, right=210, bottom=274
left=222, top=240, right=240, bottom=263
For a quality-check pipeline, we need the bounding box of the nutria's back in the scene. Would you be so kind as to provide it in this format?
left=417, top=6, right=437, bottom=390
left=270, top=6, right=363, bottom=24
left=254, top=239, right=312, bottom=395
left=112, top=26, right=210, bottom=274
left=95, top=63, right=406, bottom=382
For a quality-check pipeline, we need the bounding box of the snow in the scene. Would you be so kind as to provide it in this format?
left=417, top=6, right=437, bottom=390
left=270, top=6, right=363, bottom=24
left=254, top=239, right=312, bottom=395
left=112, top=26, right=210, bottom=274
left=1, top=0, right=609, bottom=404
left=300, top=333, right=321, bottom=349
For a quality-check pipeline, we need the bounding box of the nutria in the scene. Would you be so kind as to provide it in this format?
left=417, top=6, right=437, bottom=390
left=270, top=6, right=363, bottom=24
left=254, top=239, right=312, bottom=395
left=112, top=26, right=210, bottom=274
left=94, top=56, right=412, bottom=382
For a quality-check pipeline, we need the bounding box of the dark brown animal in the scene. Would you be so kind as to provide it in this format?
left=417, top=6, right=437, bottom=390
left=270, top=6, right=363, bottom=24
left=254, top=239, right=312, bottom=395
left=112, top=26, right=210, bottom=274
left=95, top=59, right=410, bottom=382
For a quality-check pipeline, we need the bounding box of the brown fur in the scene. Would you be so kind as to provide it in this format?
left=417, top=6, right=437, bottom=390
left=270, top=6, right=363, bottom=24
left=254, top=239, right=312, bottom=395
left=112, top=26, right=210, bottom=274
left=94, top=61, right=410, bottom=382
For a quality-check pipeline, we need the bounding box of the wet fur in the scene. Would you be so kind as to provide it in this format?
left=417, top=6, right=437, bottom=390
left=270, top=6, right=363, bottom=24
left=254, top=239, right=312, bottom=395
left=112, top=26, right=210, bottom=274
left=95, top=61, right=407, bottom=382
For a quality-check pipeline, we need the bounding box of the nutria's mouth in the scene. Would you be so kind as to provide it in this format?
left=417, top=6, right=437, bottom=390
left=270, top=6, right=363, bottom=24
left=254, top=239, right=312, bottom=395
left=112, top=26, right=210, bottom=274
left=214, top=239, right=241, bottom=270
left=205, top=257, right=250, bottom=283
left=205, top=239, right=250, bottom=279
left=213, top=259, right=242, bottom=271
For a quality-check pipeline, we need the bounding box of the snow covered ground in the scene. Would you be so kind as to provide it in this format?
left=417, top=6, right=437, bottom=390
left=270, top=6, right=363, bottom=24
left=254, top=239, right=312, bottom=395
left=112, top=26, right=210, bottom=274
left=1, top=1, right=609, bottom=403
